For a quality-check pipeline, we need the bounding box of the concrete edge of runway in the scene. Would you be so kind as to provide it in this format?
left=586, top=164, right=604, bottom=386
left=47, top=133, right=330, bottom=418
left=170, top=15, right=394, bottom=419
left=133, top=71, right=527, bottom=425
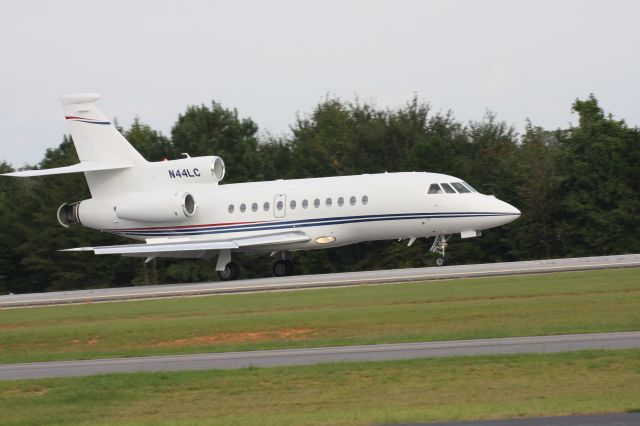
left=2, top=254, right=639, bottom=308
left=401, top=412, right=640, bottom=426
left=1, top=331, right=640, bottom=381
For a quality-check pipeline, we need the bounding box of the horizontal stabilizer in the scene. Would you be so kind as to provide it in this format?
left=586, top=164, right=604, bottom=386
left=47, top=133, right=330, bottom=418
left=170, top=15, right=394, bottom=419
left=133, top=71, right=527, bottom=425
left=3, top=160, right=133, bottom=177
left=62, top=231, right=310, bottom=258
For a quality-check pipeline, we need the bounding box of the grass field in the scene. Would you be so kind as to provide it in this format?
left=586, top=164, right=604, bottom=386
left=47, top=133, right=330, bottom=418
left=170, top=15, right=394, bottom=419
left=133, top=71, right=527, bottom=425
left=1, top=268, right=639, bottom=364
left=1, top=349, right=639, bottom=425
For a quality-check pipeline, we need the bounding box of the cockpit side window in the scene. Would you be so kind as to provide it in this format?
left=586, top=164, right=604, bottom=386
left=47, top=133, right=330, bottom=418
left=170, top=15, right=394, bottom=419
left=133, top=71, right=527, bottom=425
left=440, top=183, right=456, bottom=193
left=451, top=182, right=471, bottom=193
left=428, top=183, right=443, bottom=194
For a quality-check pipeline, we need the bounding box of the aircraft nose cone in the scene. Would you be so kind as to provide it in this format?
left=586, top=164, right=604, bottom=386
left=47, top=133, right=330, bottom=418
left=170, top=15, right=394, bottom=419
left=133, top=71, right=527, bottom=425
left=471, top=196, right=522, bottom=231
left=500, top=201, right=521, bottom=224
left=472, top=196, right=521, bottom=231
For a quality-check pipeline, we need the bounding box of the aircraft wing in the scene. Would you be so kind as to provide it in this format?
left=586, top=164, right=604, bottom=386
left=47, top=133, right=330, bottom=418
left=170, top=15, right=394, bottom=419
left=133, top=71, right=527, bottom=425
left=62, top=230, right=310, bottom=258
left=2, top=160, right=133, bottom=177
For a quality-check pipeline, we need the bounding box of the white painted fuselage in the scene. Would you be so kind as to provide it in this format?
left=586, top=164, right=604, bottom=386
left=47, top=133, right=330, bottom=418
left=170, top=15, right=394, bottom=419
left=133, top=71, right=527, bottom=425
left=91, top=172, right=520, bottom=252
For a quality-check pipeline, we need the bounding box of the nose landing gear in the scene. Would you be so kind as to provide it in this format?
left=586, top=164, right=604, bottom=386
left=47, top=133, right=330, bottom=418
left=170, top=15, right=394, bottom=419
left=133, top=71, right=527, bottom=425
left=430, top=234, right=451, bottom=266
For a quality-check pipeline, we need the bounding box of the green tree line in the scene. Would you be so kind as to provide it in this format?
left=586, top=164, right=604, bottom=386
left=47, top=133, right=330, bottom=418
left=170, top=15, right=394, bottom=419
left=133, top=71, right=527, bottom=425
left=1, top=95, right=638, bottom=294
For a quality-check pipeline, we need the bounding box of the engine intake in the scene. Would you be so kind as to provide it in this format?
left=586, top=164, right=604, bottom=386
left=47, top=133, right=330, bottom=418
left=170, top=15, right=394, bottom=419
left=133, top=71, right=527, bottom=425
left=116, top=192, right=197, bottom=223
left=57, top=202, right=81, bottom=227
left=211, top=157, right=225, bottom=182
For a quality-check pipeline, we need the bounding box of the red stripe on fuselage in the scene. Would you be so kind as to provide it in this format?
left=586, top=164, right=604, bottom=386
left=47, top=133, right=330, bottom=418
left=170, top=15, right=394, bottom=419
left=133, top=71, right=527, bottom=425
left=113, top=220, right=266, bottom=231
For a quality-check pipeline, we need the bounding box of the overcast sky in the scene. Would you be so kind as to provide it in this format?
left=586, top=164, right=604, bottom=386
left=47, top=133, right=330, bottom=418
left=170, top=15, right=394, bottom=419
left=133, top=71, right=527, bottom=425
left=1, top=0, right=638, bottom=166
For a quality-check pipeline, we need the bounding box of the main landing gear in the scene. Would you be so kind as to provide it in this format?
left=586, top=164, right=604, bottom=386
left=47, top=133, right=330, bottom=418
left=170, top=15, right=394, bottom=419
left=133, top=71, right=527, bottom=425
left=430, top=234, right=451, bottom=267
left=272, top=259, right=294, bottom=277
left=215, top=250, right=295, bottom=281
left=272, top=251, right=294, bottom=277
left=217, top=262, right=240, bottom=281
left=216, top=250, right=240, bottom=281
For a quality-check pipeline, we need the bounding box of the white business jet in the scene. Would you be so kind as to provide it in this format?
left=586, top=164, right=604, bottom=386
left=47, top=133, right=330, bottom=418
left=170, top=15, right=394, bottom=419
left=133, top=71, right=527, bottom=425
left=3, top=94, right=520, bottom=280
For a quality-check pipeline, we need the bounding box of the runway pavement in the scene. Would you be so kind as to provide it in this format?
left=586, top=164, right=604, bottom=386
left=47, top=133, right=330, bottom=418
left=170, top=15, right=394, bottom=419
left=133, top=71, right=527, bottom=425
left=2, top=331, right=639, bottom=380
left=411, top=412, right=640, bottom=426
left=1, top=254, right=639, bottom=308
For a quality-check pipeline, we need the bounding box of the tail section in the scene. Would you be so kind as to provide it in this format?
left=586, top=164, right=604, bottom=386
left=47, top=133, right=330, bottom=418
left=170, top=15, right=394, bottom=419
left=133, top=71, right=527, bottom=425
left=60, top=93, right=146, bottom=165
left=4, top=94, right=148, bottom=198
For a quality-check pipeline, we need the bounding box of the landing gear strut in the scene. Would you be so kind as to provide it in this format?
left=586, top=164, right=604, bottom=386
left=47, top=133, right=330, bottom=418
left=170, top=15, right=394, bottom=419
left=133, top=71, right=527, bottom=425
left=216, top=249, right=240, bottom=281
left=430, top=234, right=451, bottom=267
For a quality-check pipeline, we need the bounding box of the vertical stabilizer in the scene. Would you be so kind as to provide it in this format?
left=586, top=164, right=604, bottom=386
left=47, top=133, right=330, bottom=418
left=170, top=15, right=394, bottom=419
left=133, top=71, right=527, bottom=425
left=60, top=94, right=147, bottom=197
left=60, top=94, right=146, bottom=164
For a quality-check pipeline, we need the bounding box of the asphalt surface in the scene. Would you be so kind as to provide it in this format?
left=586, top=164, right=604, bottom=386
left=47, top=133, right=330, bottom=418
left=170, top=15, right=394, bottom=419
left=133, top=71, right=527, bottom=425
left=407, top=412, right=640, bottom=425
left=1, top=254, right=639, bottom=308
left=2, top=331, right=639, bottom=381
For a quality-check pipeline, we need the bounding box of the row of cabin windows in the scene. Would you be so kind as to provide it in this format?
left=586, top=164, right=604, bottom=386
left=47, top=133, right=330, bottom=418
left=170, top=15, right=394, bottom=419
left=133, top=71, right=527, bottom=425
left=428, top=182, right=478, bottom=194
left=228, top=195, right=369, bottom=214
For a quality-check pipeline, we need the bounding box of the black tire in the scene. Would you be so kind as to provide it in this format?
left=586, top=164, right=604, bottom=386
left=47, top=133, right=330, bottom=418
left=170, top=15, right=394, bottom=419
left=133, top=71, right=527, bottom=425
left=273, top=260, right=293, bottom=277
left=436, top=257, right=446, bottom=267
left=218, top=262, right=240, bottom=281
left=284, top=259, right=294, bottom=276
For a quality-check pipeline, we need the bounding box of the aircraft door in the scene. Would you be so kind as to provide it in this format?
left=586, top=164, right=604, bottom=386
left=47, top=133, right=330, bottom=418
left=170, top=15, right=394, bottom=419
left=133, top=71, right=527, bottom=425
left=274, top=194, right=287, bottom=218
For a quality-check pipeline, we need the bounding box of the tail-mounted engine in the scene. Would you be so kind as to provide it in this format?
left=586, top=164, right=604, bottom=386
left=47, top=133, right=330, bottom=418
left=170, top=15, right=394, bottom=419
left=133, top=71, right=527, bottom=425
left=115, top=192, right=196, bottom=223
left=57, top=192, right=197, bottom=229
left=57, top=202, right=82, bottom=227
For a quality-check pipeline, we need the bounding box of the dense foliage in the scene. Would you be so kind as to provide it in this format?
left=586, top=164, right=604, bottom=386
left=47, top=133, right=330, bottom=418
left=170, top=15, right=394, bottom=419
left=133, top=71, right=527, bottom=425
left=1, top=95, right=638, bottom=293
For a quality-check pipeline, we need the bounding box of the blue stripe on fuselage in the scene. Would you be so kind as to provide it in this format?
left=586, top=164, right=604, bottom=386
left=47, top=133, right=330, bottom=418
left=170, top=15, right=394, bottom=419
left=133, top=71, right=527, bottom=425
left=113, top=212, right=516, bottom=238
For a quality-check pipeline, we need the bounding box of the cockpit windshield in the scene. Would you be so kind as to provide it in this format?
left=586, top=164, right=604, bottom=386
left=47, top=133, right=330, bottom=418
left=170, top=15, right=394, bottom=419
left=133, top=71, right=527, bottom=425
left=451, top=182, right=471, bottom=193
left=440, top=183, right=456, bottom=193
left=427, top=181, right=480, bottom=194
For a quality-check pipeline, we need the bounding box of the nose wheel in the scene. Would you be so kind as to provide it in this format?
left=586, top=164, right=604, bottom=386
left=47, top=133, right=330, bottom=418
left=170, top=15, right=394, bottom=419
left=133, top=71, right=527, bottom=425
left=430, top=234, right=451, bottom=267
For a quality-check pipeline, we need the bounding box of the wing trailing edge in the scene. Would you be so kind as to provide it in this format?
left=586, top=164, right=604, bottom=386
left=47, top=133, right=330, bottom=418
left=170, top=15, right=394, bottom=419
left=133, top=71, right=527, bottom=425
left=62, top=231, right=310, bottom=258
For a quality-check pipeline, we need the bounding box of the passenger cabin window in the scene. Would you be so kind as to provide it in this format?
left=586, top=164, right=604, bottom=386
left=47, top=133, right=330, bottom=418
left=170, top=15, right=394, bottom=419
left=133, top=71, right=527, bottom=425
left=302, top=199, right=309, bottom=209
left=228, top=204, right=234, bottom=213
left=325, top=198, right=332, bottom=207
left=240, top=203, right=246, bottom=213
left=451, top=182, right=471, bottom=193
left=337, top=197, right=344, bottom=207
left=314, top=198, right=320, bottom=208
left=349, top=196, right=356, bottom=206
left=251, top=202, right=258, bottom=212
left=428, top=183, right=443, bottom=194
left=290, top=200, right=296, bottom=210
left=362, top=195, right=369, bottom=205
left=276, top=201, right=284, bottom=211
left=440, top=183, right=456, bottom=194
left=263, top=202, right=270, bottom=211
